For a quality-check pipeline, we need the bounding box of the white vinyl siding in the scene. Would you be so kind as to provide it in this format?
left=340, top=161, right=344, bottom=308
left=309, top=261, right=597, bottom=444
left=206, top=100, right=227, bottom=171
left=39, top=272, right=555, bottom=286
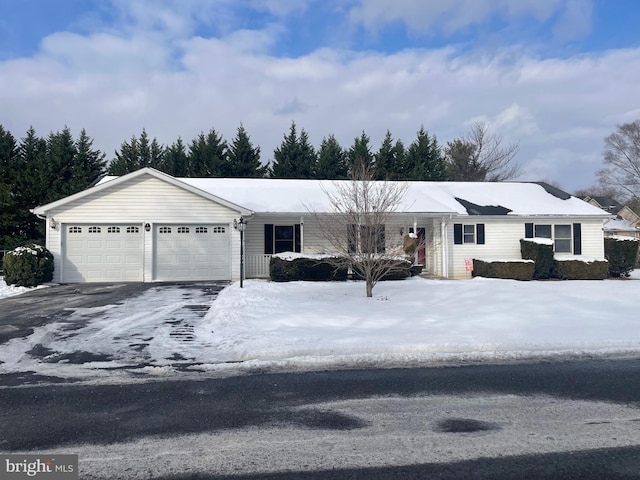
left=448, top=217, right=606, bottom=279
left=46, top=176, right=240, bottom=282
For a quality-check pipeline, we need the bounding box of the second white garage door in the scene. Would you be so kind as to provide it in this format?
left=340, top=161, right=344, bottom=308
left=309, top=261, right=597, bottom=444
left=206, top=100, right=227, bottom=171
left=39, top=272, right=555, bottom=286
left=154, top=224, right=231, bottom=281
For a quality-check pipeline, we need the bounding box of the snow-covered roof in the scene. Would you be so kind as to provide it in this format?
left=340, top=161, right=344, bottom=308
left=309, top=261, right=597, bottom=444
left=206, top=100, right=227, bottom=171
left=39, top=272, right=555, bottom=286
left=90, top=169, right=609, bottom=217
left=178, top=178, right=608, bottom=217
left=604, top=217, right=640, bottom=232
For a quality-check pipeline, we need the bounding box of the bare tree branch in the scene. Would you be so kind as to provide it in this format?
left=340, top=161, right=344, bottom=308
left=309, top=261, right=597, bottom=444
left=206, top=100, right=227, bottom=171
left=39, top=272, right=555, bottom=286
left=598, top=120, right=640, bottom=198
left=446, top=122, right=520, bottom=181
left=310, top=158, right=410, bottom=297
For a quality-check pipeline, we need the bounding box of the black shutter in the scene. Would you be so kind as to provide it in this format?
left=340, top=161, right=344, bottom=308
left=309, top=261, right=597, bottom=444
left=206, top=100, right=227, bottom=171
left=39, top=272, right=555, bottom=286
left=378, top=225, right=386, bottom=253
left=573, top=223, right=582, bottom=255
left=525, top=223, right=534, bottom=238
left=454, top=224, right=463, bottom=244
left=476, top=224, right=485, bottom=245
left=348, top=224, right=357, bottom=253
left=264, top=224, right=274, bottom=254
left=294, top=224, right=301, bottom=253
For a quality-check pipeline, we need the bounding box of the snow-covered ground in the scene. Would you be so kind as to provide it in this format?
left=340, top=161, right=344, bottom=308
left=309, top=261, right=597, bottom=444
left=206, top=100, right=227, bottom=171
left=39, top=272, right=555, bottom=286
left=1, top=273, right=639, bottom=381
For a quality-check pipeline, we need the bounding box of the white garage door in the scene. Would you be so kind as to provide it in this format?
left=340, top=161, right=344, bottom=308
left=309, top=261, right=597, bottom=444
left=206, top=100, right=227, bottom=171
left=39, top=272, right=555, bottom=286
left=154, top=224, right=230, bottom=281
left=63, top=224, right=144, bottom=282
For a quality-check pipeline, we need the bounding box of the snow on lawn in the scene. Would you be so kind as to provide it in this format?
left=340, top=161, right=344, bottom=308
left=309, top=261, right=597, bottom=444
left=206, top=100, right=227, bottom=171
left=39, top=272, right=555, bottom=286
left=1, top=273, right=639, bottom=380
left=0, top=277, right=46, bottom=298
left=200, top=276, right=640, bottom=370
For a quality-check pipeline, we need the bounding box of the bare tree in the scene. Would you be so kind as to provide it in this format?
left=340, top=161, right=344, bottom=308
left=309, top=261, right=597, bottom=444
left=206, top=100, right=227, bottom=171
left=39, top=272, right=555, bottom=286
left=312, top=159, right=410, bottom=297
left=597, top=120, right=640, bottom=198
left=446, top=122, right=520, bottom=181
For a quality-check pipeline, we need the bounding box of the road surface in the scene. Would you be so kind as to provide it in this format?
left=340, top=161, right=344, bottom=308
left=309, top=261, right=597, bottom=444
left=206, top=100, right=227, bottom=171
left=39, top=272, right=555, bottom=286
left=2, top=359, right=640, bottom=479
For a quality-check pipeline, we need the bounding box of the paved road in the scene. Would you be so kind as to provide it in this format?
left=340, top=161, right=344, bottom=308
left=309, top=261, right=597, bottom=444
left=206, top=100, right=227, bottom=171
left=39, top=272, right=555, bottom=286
left=2, top=359, right=640, bottom=479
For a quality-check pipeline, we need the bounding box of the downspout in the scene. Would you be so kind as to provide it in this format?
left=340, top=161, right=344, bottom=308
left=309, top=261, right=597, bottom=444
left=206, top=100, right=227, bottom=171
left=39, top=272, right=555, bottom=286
left=442, top=215, right=452, bottom=278
left=300, top=216, right=304, bottom=253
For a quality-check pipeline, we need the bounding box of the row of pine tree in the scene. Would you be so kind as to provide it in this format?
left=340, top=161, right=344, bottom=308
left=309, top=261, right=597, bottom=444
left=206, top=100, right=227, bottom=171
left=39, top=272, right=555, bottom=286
left=0, top=121, right=487, bottom=247
left=108, top=122, right=449, bottom=181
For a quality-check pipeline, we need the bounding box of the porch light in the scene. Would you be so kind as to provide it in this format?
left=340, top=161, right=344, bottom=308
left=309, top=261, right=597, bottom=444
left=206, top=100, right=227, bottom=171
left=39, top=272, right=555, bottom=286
left=237, top=217, right=247, bottom=288
left=49, top=217, right=58, bottom=230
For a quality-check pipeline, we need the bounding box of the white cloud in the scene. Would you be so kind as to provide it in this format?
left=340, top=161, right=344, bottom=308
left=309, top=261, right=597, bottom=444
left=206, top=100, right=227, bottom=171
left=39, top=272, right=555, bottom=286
left=0, top=7, right=637, bottom=192
left=348, top=0, right=567, bottom=35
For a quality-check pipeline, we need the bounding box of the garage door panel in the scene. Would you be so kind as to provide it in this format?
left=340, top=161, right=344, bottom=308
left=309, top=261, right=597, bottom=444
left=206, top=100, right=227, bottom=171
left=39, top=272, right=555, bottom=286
left=63, top=225, right=143, bottom=283
left=154, top=224, right=230, bottom=281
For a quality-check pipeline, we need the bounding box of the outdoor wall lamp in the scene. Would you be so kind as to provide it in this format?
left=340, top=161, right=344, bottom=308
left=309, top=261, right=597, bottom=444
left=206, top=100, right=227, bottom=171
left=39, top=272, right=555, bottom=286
left=49, top=217, right=58, bottom=230
left=144, top=223, right=151, bottom=232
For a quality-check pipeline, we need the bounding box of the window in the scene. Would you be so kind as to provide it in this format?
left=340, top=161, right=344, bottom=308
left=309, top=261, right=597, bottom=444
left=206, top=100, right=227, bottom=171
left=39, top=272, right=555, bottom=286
left=275, top=226, right=294, bottom=253
left=534, top=224, right=552, bottom=239
left=212, top=227, right=226, bottom=233
left=127, top=226, right=140, bottom=234
left=463, top=225, right=475, bottom=243
left=177, top=227, right=190, bottom=234
left=107, top=226, right=120, bottom=234
left=88, top=226, right=101, bottom=233
left=69, top=226, right=82, bottom=234
left=348, top=224, right=386, bottom=254
left=554, top=225, right=572, bottom=253
left=196, top=227, right=208, bottom=234
left=525, top=223, right=581, bottom=254
left=454, top=224, right=485, bottom=245
left=159, top=227, right=171, bottom=234
left=264, top=224, right=301, bottom=254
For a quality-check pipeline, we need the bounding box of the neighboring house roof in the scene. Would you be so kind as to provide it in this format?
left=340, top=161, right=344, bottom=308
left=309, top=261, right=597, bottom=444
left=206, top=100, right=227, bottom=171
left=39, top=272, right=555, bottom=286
left=584, top=196, right=623, bottom=214
left=603, top=217, right=640, bottom=233
left=34, top=168, right=610, bottom=218
left=618, top=205, right=640, bottom=226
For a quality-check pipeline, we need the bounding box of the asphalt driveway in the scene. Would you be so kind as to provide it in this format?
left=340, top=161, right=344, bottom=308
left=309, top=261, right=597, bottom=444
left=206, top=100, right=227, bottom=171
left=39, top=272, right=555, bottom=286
left=0, top=282, right=228, bottom=383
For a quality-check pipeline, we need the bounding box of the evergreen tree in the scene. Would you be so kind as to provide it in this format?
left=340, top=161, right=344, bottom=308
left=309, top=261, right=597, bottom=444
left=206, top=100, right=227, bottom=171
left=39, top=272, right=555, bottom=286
left=161, top=138, right=189, bottom=176
left=74, top=128, right=107, bottom=187
left=374, top=130, right=405, bottom=180
left=404, top=126, right=449, bottom=181
left=188, top=129, right=228, bottom=177
left=227, top=124, right=268, bottom=177
left=316, top=134, right=349, bottom=179
left=0, top=126, right=22, bottom=248
left=108, top=129, right=164, bottom=175
left=270, top=122, right=317, bottom=178
left=45, top=127, right=79, bottom=202
left=348, top=131, right=374, bottom=175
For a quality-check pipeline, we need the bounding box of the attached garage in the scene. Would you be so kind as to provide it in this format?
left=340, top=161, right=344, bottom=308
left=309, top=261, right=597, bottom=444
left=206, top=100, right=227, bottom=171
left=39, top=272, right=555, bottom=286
left=154, top=224, right=231, bottom=281
left=63, top=224, right=144, bottom=282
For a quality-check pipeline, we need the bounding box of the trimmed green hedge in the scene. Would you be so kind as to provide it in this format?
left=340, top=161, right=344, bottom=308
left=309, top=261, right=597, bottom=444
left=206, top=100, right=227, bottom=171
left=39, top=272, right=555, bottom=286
left=472, top=259, right=534, bottom=280
left=351, top=259, right=413, bottom=281
left=269, top=256, right=347, bottom=282
left=520, top=239, right=555, bottom=279
left=2, top=244, right=54, bottom=287
left=555, top=259, right=609, bottom=280
left=605, top=237, right=639, bottom=278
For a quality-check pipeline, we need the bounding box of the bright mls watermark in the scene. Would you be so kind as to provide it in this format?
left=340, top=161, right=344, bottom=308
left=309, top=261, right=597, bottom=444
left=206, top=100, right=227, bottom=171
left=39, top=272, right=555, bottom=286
left=1, top=455, right=78, bottom=479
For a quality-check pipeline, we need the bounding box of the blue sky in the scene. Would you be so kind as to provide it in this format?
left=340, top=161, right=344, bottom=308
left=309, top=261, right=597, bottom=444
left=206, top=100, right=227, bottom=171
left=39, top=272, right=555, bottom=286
left=1, top=0, right=640, bottom=191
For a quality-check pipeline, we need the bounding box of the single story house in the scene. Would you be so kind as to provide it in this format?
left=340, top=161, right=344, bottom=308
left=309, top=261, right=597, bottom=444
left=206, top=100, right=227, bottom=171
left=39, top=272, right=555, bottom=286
left=32, top=168, right=612, bottom=283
